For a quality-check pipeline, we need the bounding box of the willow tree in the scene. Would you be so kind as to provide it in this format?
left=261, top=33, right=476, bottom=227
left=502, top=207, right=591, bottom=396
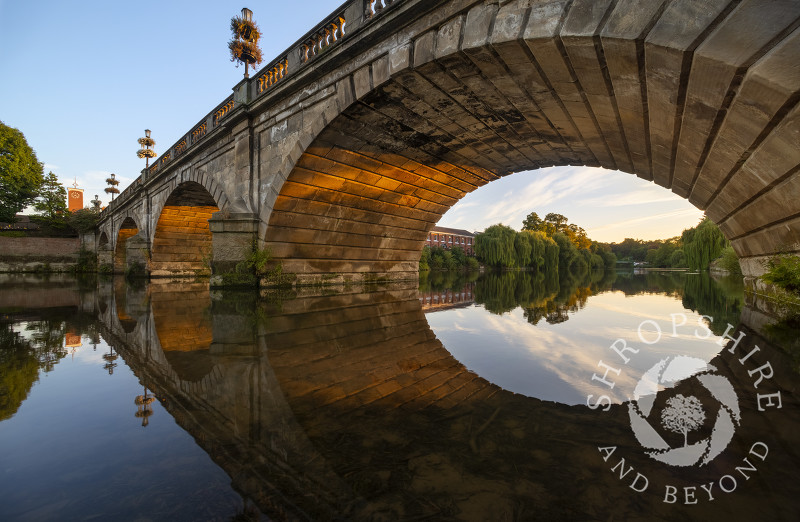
left=682, top=217, right=728, bottom=271
left=475, top=224, right=518, bottom=268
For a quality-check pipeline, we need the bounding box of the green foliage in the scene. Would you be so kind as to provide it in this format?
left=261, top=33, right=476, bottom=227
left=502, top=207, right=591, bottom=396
left=669, top=249, right=687, bottom=268
left=475, top=224, right=518, bottom=268
left=419, top=246, right=431, bottom=271
left=0, top=121, right=45, bottom=222
left=421, top=245, right=477, bottom=272
left=71, top=247, right=97, bottom=273
left=553, top=233, right=587, bottom=273
left=0, top=325, right=39, bottom=421
left=645, top=239, right=682, bottom=268
left=762, top=254, right=800, bottom=295
left=32, top=171, right=67, bottom=220
left=522, top=211, right=590, bottom=249
left=682, top=217, right=727, bottom=271
left=1, top=319, right=68, bottom=421
left=218, top=244, right=290, bottom=287
left=67, top=208, right=100, bottom=234
left=718, top=246, right=742, bottom=276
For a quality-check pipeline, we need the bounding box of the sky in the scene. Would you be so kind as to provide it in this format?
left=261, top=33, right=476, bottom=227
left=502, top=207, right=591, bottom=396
left=0, top=0, right=703, bottom=243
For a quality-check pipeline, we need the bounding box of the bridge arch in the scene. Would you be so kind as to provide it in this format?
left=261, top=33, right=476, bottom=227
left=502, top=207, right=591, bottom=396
left=262, top=0, right=799, bottom=283
left=150, top=180, right=224, bottom=276
left=114, top=217, right=140, bottom=273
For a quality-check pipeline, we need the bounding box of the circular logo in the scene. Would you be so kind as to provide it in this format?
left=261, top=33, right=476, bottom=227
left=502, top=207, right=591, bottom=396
left=628, top=356, right=741, bottom=467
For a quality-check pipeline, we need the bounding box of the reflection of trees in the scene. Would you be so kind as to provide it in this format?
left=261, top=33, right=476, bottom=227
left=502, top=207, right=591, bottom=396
left=419, top=271, right=480, bottom=294
left=611, top=270, right=685, bottom=297
left=470, top=270, right=617, bottom=324
left=681, top=274, right=743, bottom=335
left=0, top=320, right=69, bottom=421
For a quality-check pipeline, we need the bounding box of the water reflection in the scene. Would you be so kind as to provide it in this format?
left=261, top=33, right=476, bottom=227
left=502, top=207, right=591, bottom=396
left=0, top=273, right=797, bottom=521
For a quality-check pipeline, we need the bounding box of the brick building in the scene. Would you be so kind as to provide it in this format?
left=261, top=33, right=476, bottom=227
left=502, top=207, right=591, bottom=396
left=425, top=226, right=475, bottom=255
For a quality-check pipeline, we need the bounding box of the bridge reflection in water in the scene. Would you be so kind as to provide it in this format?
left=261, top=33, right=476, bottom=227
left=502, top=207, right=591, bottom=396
left=87, top=275, right=799, bottom=521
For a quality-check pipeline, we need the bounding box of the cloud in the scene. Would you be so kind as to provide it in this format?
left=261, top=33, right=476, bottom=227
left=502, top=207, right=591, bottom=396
left=577, top=187, right=682, bottom=208
left=477, top=167, right=610, bottom=227
left=587, top=208, right=700, bottom=234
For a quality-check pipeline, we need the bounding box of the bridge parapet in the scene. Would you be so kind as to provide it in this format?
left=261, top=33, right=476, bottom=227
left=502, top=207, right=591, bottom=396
left=101, top=0, right=405, bottom=219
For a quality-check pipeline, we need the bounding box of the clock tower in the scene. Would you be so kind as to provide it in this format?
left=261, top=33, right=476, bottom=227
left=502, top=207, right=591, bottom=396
left=67, top=179, right=84, bottom=212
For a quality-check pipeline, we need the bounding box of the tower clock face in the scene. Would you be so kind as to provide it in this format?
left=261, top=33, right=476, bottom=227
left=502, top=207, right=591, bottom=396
left=71, top=192, right=80, bottom=198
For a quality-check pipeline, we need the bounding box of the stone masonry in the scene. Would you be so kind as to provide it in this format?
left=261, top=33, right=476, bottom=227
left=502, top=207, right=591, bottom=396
left=97, top=0, right=800, bottom=283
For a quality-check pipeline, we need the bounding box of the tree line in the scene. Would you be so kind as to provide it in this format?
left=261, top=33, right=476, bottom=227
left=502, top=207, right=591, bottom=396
left=421, top=212, right=616, bottom=274
left=608, top=217, right=739, bottom=274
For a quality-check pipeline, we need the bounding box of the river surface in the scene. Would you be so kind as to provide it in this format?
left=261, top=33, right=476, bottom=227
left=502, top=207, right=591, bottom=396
left=0, top=270, right=798, bottom=521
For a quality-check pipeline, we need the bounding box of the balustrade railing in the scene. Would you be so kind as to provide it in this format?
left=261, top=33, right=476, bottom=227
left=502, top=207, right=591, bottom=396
left=213, top=100, right=235, bottom=126
left=257, top=58, right=289, bottom=94
left=102, top=0, right=406, bottom=216
left=300, top=15, right=347, bottom=63
left=366, top=0, right=397, bottom=18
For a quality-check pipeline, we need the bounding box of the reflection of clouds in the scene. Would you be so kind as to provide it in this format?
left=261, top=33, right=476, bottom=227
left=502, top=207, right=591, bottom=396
left=74, top=336, right=113, bottom=365
left=427, top=293, right=726, bottom=406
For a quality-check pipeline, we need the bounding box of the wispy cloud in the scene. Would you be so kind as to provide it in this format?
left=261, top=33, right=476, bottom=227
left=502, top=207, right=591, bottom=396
left=587, top=208, right=700, bottom=234
left=577, top=187, right=682, bottom=208
left=477, top=167, right=609, bottom=228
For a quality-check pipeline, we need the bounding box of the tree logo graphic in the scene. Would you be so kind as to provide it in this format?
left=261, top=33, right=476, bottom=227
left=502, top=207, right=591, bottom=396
left=628, top=356, right=740, bottom=467
left=661, top=394, right=706, bottom=447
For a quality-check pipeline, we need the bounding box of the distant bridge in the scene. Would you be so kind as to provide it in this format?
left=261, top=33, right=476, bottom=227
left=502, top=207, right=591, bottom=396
left=96, top=0, right=800, bottom=283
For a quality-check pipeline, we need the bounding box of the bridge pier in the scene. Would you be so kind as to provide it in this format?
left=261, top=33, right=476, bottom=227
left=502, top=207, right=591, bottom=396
left=208, top=212, right=260, bottom=281
left=125, top=233, right=150, bottom=275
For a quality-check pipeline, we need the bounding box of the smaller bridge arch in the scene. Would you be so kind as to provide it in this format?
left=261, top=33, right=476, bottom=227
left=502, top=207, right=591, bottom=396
left=114, top=217, right=140, bottom=274
left=151, top=181, right=223, bottom=277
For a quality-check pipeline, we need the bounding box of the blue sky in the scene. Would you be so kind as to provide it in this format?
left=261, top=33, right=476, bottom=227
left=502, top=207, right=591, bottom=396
left=0, top=0, right=703, bottom=242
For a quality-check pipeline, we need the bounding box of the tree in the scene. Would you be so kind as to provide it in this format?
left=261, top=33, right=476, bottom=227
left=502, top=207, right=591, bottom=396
left=67, top=208, right=100, bottom=235
left=682, top=217, right=727, bottom=271
left=0, top=121, right=44, bottom=222
left=522, top=211, right=543, bottom=232
left=475, top=224, right=518, bottom=268
left=661, top=394, right=706, bottom=447
left=33, top=171, right=67, bottom=219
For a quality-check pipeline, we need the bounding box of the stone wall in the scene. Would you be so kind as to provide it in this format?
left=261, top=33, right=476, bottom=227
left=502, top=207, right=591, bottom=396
left=0, top=237, right=81, bottom=259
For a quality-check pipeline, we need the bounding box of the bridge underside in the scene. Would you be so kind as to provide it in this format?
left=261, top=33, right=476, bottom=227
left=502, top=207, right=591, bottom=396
left=265, top=0, right=800, bottom=283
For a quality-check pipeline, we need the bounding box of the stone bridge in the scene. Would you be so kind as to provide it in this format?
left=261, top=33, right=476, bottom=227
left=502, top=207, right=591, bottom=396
left=96, top=0, right=800, bottom=283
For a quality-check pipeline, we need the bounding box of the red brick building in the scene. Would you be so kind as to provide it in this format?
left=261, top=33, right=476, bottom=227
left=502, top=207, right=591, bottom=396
left=425, top=226, right=475, bottom=255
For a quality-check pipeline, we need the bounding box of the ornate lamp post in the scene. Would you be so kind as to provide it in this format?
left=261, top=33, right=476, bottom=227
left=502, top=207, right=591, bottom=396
left=229, top=7, right=263, bottom=78
left=137, top=129, right=157, bottom=169
left=135, top=386, right=155, bottom=427
left=104, top=173, right=120, bottom=201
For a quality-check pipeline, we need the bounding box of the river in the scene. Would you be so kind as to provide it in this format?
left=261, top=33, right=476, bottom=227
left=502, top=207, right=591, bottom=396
left=0, top=270, right=798, bottom=521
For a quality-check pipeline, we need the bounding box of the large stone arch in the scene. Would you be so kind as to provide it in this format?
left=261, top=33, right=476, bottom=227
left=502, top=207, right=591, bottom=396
left=261, top=0, right=799, bottom=284
left=150, top=180, right=225, bottom=276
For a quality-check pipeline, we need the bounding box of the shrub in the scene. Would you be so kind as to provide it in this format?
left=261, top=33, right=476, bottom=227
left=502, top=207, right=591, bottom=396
left=762, top=254, right=800, bottom=295
left=718, top=246, right=742, bottom=277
